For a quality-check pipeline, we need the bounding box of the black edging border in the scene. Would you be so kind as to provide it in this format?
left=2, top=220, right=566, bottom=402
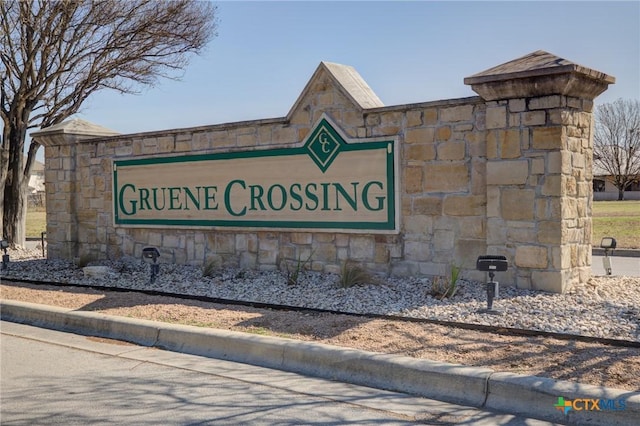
left=2, top=277, right=639, bottom=349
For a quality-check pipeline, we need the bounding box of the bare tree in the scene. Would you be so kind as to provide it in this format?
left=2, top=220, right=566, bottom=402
left=593, top=99, right=640, bottom=201
left=1, top=0, right=217, bottom=246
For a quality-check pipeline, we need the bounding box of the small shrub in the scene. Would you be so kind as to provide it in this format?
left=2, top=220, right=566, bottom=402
left=431, top=264, right=461, bottom=300
left=283, top=250, right=314, bottom=286
left=202, top=259, right=218, bottom=278
left=202, top=255, right=227, bottom=278
left=338, top=260, right=373, bottom=288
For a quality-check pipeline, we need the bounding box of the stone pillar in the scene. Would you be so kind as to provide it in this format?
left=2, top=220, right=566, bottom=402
left=30, top=119, right=119, bottom=260
left=465, top=50, right=614, bottom=293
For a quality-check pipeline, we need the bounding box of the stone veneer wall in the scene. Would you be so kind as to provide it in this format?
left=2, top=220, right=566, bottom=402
left=34, top=51, right=613, bottom=293
left=483, top=96, right=595, bottom=292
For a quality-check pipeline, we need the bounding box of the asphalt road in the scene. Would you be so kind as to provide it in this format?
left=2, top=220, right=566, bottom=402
left=0, top=321, right=555, bottom=425
left=592, top=255, right=639, bottom=276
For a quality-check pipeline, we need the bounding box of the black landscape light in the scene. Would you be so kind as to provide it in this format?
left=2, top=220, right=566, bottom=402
left=600, top=237, right=616, bottom=276
left=142, top=247, right=160, bottom=283
left=476, top=255, right=508, bottom=314
left=1, top=239, right=9, bottom=270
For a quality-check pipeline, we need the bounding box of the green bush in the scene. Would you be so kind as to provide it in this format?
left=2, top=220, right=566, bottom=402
left=202, top=258, right=220, bottom=278
left=282, top=250, right=314, bottom=286
left=430, top=264, right=461, bottom=300
left=338, top=260, right=374, bottom=288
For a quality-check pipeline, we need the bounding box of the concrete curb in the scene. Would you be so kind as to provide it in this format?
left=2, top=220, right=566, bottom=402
left=2, top=300, right=639, bottom=425
left=155, top=321, right=493, bottom=407
left=487, top=372, right=640, bottom=425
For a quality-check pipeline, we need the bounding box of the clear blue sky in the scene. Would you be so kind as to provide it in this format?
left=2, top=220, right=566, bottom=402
left=66, top=1, right=638, bottom=150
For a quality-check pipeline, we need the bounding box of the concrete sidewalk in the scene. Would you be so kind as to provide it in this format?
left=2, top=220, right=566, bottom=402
left=1, top=299, right=638, bottom=426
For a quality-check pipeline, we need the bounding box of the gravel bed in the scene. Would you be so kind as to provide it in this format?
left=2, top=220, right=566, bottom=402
left=2, top=247, right=639, bottom=342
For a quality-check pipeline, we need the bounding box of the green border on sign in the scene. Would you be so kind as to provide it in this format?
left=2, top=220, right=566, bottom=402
left=113, top=119, right=397, bottom=231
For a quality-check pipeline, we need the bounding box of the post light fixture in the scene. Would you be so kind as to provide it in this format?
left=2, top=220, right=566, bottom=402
left=0, top=239, right=9, bottom=271
left=600, top=237, right=616, bottom=276
left=476, top=255, right=508, bottom=314
left=142, top=247, right=160, bottom=283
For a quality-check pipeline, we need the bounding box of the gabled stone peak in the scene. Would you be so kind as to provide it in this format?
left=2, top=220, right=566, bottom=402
left=320, top=62, right=384, bottom=109
left=464, top=50, right=615, bottom=85
left=287, top=62, right=383, bottom=119
left=31, top=118, right=120, bottom=137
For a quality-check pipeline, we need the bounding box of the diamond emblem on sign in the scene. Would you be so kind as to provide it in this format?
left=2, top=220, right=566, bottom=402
left=305, top=120, right=344, bottom=173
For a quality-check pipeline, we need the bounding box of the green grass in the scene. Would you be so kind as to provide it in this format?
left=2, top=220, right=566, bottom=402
left=593, top=200, right=640, bottom=216
left=25, top=201, right=640, bottom=248
left=592, top=201, right=640, bottom=249
left=26, top=210, right=46, bottom=238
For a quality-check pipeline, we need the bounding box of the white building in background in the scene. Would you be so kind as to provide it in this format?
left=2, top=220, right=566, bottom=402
left=28, top=160, right=46, bottom=206
left=28, top=160, right=45, bottom=192
left=593, top=160, right=640, bottom=201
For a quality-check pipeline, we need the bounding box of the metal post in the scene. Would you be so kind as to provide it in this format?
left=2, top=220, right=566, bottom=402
left=150, top=263, right=159, bottom=283
left=40, top=231, right=46, bottom=258
left=485, top=271, right=500, bottom=313
left=603, top=248, right=613, bottom=275
left=600, top=237, right=616, bottom=276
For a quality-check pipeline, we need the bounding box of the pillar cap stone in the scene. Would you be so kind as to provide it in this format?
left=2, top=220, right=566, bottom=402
left=30, top=118, right=119, bottom=147
left=464, top=50, right=615, bottom=101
